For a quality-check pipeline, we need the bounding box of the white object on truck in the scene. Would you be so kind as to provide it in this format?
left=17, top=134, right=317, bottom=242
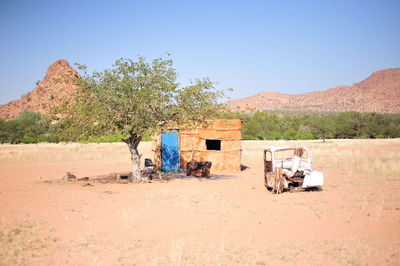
left=291, top=155, right=301, bottom=172
left=302, top=171, right=324, bottom=188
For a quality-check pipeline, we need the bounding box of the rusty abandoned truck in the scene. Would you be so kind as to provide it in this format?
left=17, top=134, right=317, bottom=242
left=264, top=145, right=324, bottom=193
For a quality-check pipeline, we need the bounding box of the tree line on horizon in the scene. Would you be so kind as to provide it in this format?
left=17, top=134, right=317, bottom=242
left=1, top=110, right=399, bottom=144
left=221, top=111, right=400, bottom=140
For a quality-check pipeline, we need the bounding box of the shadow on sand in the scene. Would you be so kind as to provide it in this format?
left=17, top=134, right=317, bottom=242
left=44, top=171, right=236, bottom=185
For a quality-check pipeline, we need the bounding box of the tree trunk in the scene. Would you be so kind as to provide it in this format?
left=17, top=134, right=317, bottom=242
left=124, top=135, right=142, bottom=182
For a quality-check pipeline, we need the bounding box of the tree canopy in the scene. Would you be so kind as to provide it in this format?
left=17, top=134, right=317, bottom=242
left=55, top=56, right=224, bottom=181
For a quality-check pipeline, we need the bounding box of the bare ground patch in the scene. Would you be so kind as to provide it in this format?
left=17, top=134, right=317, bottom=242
left=0, top=139, right=399, bottom=265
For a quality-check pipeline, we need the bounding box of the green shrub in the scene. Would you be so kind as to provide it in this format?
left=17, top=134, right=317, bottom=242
left=221, top=111, right=400, bottom=140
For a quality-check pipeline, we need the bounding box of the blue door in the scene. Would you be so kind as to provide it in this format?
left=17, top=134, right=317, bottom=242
left=161, top=132, right=179, bottom=172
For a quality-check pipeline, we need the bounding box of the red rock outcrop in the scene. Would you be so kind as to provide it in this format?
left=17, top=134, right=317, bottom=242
left=225, top=68, right=400, bottom=113
left=0, top=59, right=80, bottom=120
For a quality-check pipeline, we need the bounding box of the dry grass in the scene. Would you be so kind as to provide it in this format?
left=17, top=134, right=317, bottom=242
left=1, top=139, right=400, bottom=265
left=0, top=222, right=58, bottom=265
left=2, top=139, right=399, bottom=176
left=242, top=138, right=400, bottom=181
left=0, top=142, right=152, bottom=168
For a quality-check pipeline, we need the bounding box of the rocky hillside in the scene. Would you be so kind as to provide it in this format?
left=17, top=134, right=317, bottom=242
left=225, top=68, right=400, bottom=114
left=2, top=63, right=399, bottom=119
left=0, top=59, right=79, bottom=120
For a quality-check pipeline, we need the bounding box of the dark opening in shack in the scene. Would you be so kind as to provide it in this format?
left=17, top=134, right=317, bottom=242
left=206, top=139, right=221, bottom=150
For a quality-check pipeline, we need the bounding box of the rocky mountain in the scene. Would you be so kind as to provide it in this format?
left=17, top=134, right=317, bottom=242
left=0, top=59, right=80, bottom=120
left=225, top=68, right=400, bottom=114
left=1, top=63, right=399, bottom=120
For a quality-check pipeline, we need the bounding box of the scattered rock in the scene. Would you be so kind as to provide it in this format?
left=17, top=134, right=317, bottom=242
left=63, top=172, right=76, bottom=181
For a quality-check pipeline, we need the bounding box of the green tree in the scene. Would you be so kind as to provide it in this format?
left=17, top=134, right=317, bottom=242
left=0, top=119, right=8, bottom=143
left=15, top=111, right=51, bottom=143
left=309, top=115, right=335, bottom=142
left=0, top=111, right=51, bottom=144
left=55, top=56, right=223, bottom=181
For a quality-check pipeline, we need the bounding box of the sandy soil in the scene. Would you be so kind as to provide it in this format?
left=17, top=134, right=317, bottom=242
left=1, top=139, right=400, bottom=265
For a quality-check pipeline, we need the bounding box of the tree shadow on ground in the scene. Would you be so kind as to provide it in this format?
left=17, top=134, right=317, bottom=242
left=153, top=172, right=235, bottom=182
left=44, top=171, right=235, bottom=185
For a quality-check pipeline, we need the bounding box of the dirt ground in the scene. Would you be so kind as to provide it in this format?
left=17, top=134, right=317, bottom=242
left=1, top=139, right=400, bottom=265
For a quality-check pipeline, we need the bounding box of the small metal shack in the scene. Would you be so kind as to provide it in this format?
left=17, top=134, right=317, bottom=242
left=152, top=119, right=242, bottom=173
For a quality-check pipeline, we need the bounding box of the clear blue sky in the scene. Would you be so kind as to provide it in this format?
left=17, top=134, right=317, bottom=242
left=0, top=0, right=399, bottom=104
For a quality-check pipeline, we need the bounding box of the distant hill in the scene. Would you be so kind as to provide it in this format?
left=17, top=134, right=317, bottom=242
left=225, top=68, right=400, bottom=114
left=0, top=59, right=79, bottom=120
left=1, top=63, right=399, bottom=120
